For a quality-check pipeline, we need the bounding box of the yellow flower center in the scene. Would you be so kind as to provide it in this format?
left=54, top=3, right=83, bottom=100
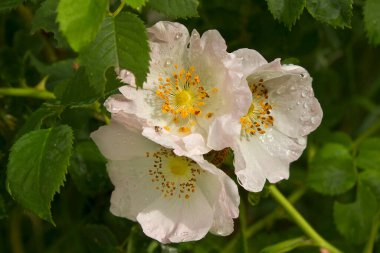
left=146, top=148, right=204, bottom=200
left=240, top=79, right=274, bottom=136
left=155, top=65, right=218, bottom=134
left=168, top=157, right=189, bottom=176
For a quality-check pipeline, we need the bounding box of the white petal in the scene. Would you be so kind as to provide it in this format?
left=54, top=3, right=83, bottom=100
left=90, top=119, right=157, bottom=161
left=264, top=72, right=323, bottom=138
left=234, top=128, right=306, bottom=192
left=232, top=48, right=268, bottom=77
left=209, top=172, right=239, bottom=236
left=117, top=85, right=167, bottom=126
left=207, top=114, right=241, bottom=151
left=108, top=158, right=161, bottom=221
left=233, top=140, right=267, bottom=192
left=137, top=188, right=214, bottom=243
left=142, top=127, right=210, bottom=156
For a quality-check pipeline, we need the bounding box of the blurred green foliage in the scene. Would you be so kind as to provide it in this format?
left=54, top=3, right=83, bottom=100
left=0, top=0, right=380, bottom=252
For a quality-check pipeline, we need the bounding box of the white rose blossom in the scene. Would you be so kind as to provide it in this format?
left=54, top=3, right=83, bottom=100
left=210, top=49, right=323, bottom=192
left=107, top=21, right=251, bottom=157
left=91, top=113, right=240, bottom=243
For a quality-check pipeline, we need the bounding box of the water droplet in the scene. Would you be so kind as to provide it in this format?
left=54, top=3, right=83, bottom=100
left=311, top=116, right=320, bottom=124
left=164, top=58, right=172, bottom=67
left=300, top=72, right=308, bottom=78
left=287, top=105, right=295, bottom=111
left=296, top=100, right=302, bottom=105
left=174, top=32, right=183, bottom=40
left=290, top=85, right=296, bottom=91
left=276, top=86, right=286, bottom=95
left=301, top=90, right=308, bottom=98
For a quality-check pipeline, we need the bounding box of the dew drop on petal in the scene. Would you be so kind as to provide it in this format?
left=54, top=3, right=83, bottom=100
left=301, top=90, right=308, bottom=98
left=174, top=32, right=183, bottom=40
left=311, top=116, right=320, bottom=124
left=300, top=114, right=310, bottom=122
left=296, top=100, right=302, bottom=105
left=290, top=85, right=296, bottom=91
left=164, top=58, right=172, bottom=67
left=276, top=86, right=286, bottom=95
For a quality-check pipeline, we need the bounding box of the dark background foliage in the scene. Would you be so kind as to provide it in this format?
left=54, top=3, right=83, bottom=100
left=0, top=0, right=380, bottom=252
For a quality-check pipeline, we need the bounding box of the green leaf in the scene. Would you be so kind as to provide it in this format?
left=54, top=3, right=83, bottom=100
left=364, top=0, right=380, bottom=45
left=265, top=0, right=306, bottom=29
left=260, top=237, right=313, bottom=253
left=69, top=141, right=111, bottom=196
left=306, top=0, right=353, bottom=28
left=57, top=0, right=108, bottom=52
left=360, top=170, right=380, bottom=202
left=56, top=67, right=101, bottom=105
left=149, top=0, right=199, bottom=18
left=356, top=138, right=380, bottom=171
left=308, top=143, right=356, bottom=195
left=7, top=125, right=73, bottom=224
left=334, top=182, right=378, bottom=244
left=125, top=0, right=147, bottom=9
left=31, top=0, right=67, bottom=47
left=15, top=104, right=63, bottom=140
left=29, top=55, right=75, bottom=88
left=82, top=224, right=118, bottom=253
left=0, top=0, right=23, bottom=13
left=80, top=12, right=149, bottom=89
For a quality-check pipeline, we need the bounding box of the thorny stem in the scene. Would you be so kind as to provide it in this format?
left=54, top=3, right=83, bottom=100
left=269, top=185, right=342, bottom=253
left=0, top=88, right=55, bottom=100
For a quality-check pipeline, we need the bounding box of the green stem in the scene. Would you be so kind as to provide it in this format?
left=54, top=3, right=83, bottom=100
left=269, top=185, right=342, bottom=253
left=362, top=212, right=380, bottom=253
left=0, top=88, right=55, bottom=100
left=109, top=0, right=126, bottom=17
left=222, top=187, right=306, bottom=253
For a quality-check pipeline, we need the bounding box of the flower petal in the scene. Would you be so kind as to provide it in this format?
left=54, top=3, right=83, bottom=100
left=137, top=187, right=214, bottom=243
left=90, top=118, right=156, bottom=160
left=263, top=70, right=323, bottom=137
left=142, top=127, right=210, bottom=156
left=108, top=158, right=161, bottom=221
left=232, top=48, right=268, bottom=77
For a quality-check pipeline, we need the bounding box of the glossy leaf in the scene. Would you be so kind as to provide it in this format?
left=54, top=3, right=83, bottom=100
left=149, top=0, right=199, bottom=18
left=32, top=0, right=67, bottom=47
left=360, top=170, right=380, bottom=202
left=356, top=138, right=380, bottom=171
left=266, top=0, right=306, bottom=29
left=56, top=67, right=101, bottom=105
left=69, top=141, right=111, bottom=196
left=125, top=0, right=147, bottom=9
left=57, top=0, right=108, bottom=51
left=80, top=12, right=149, bottom=89
left=306, top=0, right=353, bottom=28
left=308, top=143, right=356, bottom=195
left=7, top=125, right=73, bottom=224
left=334, top=182, right=378, bottom=244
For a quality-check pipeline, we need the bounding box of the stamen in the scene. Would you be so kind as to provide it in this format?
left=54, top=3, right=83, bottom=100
left=155, top=65, right=216, bottom=134
left=147, top=148, right=204, bottom=200
left=240, top=79, right=274, bottom=137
